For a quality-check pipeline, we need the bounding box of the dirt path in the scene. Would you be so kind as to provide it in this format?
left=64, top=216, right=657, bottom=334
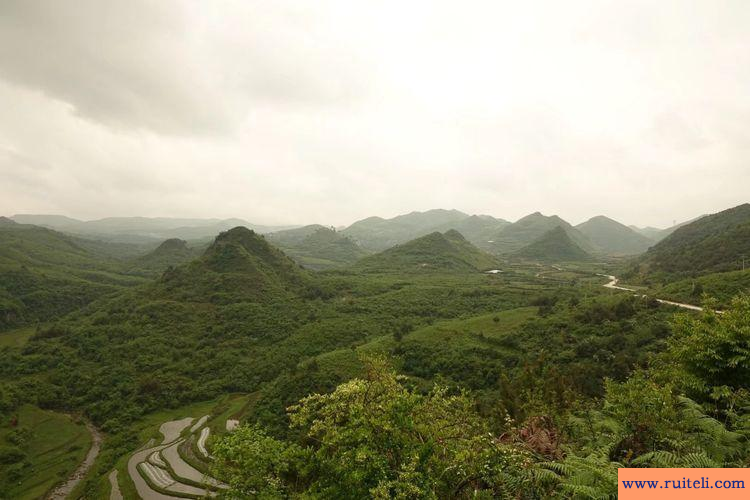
left=47, top=420, right=102, bottom=499
left=108, top=470, right=123, bottom=500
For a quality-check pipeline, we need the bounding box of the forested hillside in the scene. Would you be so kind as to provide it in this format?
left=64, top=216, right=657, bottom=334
left=267, top=225, right=368, bottom=269
left=0, top=223, right=145, bottom=330
left=628, top=203, right=750, bottom=280
left=128, top=238, right=200, bottom=277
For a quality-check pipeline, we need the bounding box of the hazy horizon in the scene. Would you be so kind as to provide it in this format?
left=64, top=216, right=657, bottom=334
left=5, top=205, right=724, bottom=231
left=2, top=1, right=749, bottom=228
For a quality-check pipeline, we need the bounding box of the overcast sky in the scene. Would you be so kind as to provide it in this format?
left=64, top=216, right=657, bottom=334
left=1, top=0, right=748, bottom=228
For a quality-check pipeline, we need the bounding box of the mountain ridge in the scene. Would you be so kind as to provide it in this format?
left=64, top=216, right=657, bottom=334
left=513, top=226, right=591, bottom=261
left=576, top=215, right=654, bottom=255
left=353, top=230, right=498, bottom=273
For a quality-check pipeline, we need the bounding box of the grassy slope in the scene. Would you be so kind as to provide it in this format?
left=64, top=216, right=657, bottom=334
left=0, top=325, right=36, bottom=348
left=0, top=405, right=92, bottom=500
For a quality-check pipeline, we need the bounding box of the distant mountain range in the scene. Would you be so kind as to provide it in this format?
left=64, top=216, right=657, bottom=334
left=10, top=215, right=295, bottom=244
left=6, top=208, right=715, bottom=268
left=340, top=209, right=507, bottom=251
left=3, top=203, right=748, bottom=331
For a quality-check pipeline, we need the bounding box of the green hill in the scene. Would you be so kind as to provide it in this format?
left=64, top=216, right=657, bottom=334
left=576, top=215, right=654, bottom=255
left=430, top=214, right=510, bottom=249
left=155, top=226, right=310, bottom=303
left=629, top=203, right=750, bottom=279
left=489, top=212, right=596, bottom=254
left=354, top=230, right=499, bottom=273
left=0, top=223, right=145, bottom=330
left=129, top=238, right=199, bottom=276
left=342, top=209, right=473, bottom=251
left=512, top=226, right=591, bottom=262
left=267, top=225, right=368, bottom=270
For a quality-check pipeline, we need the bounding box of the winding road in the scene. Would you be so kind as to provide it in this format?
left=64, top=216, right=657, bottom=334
left=599, top=274, right=705, bottom=312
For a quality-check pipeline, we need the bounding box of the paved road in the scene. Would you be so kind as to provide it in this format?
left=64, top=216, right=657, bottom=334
left=599, top=274, right=704, bottom=312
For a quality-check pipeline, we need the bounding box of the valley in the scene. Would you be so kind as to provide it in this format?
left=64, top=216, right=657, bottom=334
left=0, top=204, right=749, bottom=498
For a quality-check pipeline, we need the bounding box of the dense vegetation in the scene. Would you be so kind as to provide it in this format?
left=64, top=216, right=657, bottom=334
left=0, top=222, right=146, bottom=330
left=629, top=203, right=750, bottom=281
left=1, top=205, right=749, bottom=499
left=213, top=297, right=750, bottom=498
left=128, top=238, right=200, bottom=277
left=267, top=225, right=369, bottom=270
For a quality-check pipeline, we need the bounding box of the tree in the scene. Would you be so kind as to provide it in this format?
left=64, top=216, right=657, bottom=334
left=213, top=356, right=535, bottom=499
left=669, top=295, right=750, bottom=409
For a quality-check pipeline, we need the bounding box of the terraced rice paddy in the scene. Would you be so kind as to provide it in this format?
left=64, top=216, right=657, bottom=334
left=197, top=427, right=211, bottom=458
left=125, top=415, right=234, bottom=499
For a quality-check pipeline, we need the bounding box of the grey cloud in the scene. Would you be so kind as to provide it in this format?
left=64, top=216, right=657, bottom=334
left=0, top=1, right=233, bottom=134
left=0, top=1, right=366, bottom=135
left=0, top=1, right=748, bottom=227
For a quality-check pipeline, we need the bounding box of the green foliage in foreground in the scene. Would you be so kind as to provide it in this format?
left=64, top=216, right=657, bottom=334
left=669, top=295, right=750, bottom=413
left=213, top=357, right=541, bottom=499
left=213, top=297, right=750, bottom=499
